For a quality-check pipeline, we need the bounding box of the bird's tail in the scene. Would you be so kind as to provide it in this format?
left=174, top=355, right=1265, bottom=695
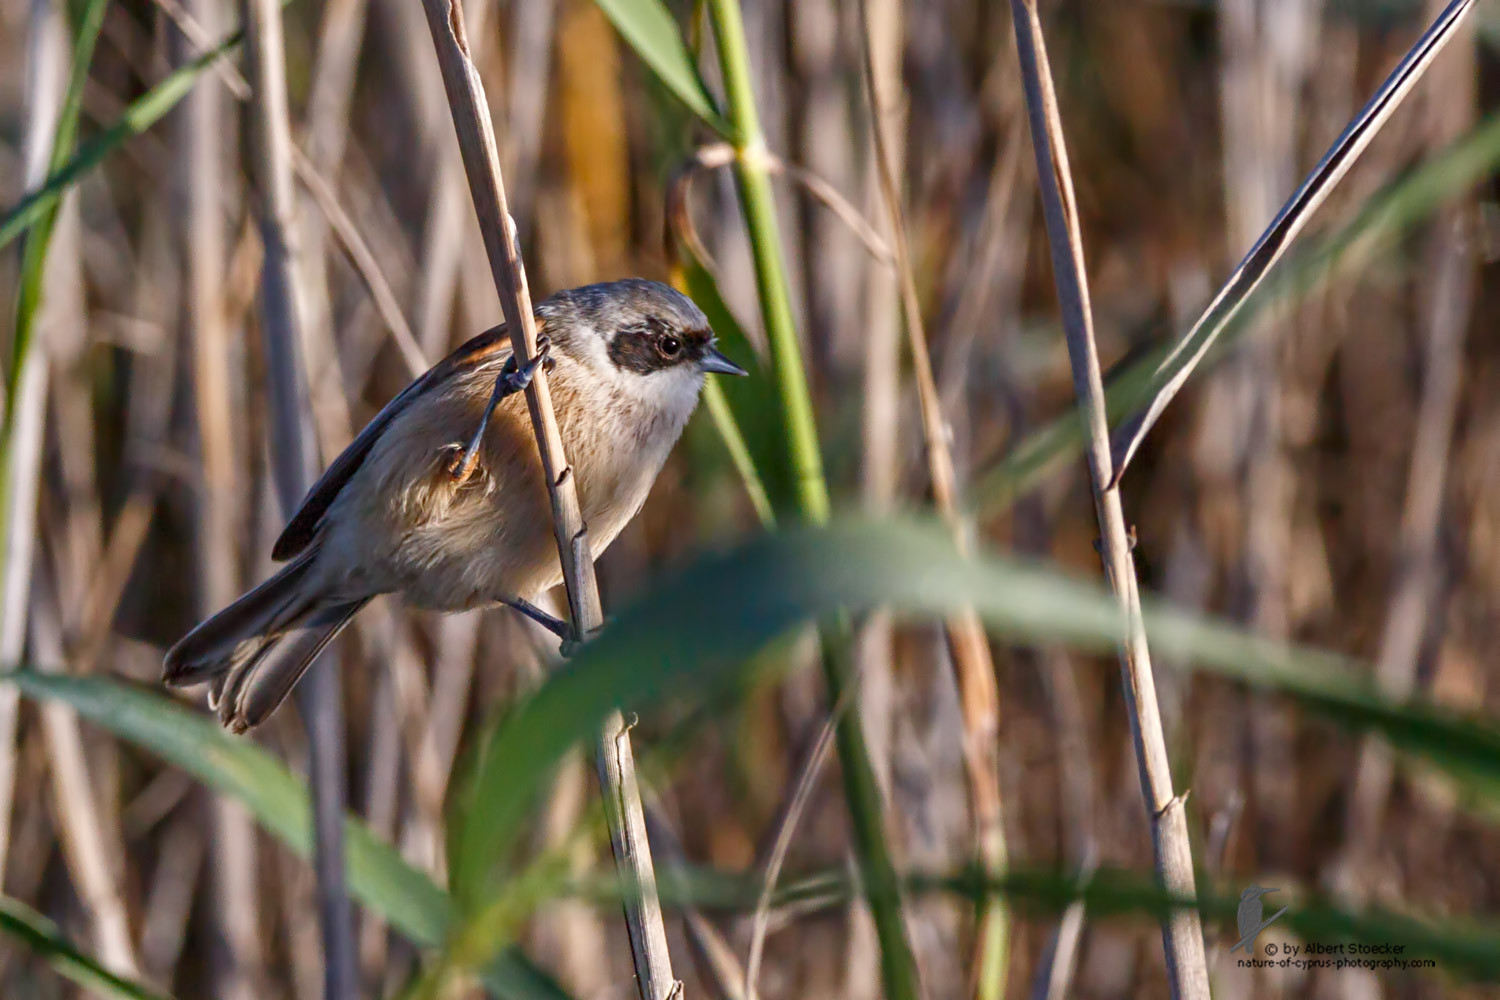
left=163, top=552, right=366, bottom=733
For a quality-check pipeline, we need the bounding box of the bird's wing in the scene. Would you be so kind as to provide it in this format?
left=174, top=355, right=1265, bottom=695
left=271, top=323, right=524, bottom=560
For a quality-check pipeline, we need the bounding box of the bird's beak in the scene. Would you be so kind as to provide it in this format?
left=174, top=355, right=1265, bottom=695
left=699, top=345, right=749, bottom=377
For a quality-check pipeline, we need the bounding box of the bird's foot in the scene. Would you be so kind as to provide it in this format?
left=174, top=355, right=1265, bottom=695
left=501, top=596, right=608, bottom=657
left=499, top=335, right=551, bottom=395
left=558, top=623, right=608, bottom=660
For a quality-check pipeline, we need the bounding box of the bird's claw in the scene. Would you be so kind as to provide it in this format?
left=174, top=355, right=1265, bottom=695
left=502, top=336, right=551, bottom=393
left=444, top=442, right=472, bottom=481
left=558, top=620, right=609, bottom=659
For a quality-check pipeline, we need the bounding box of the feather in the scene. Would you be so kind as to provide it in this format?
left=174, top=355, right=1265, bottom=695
left=272, top=322, right=527, bottom=560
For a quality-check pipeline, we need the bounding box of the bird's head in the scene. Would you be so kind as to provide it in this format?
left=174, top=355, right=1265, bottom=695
left=538, top=279, right=746, bottom=415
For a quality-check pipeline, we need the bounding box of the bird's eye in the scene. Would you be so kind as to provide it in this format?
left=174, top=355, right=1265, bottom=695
left=657, top=334, right=682, bottom=358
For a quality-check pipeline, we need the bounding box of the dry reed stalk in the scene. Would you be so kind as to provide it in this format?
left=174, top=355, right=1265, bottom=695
left=302, top=185, right=421, bottom=374
left=937, top=107, right=1029, bottom=418
left=73, top=492, right=153, bottom=674
left=853, top=12, right=902, bottom=923
left=641, top=803, right=748, bottom=1000
left=416, top=1, right=678, bottom=996
left=292, top=148, right=427, bottom=376
left=1017, top=513, right=1097, bottom=1000
left=293, top=0, right=368, bottom=419
left=406, top=609, right=482, bottom=871
left=47, top=287, right=137, bottom=1000
left=1218, top=0, right=1321, bottom=889
left=154, top=0, right=423, bottom=386
left=792, top=0, right=863, bottom=368
left=175, top=0, right=271, bottom=988
left=1028, top=852, right=1096, bottom=1000
left=30, top=571, right=141, bottom=976
left=854, top=1, right=1009, bottom=995
left=681, top=908, right=747, bottom=1000
left=139, top=804, right=206, bottom=983
left=25, top=186, right=140, bottom=978
left=858, top=0, right=902, bottom=525
left=529, top=746, right=610, bottom=997
left=303, top=0, right=365, bottom=177
left=1336, top=5, right=1477, bottom=908
left=745, top=683, right=848, bottom=1000
left=397, top=0, right=495, bottom=359
left=365, top=602, right=447, bottom=854
left=0, top=0, right=67, bottom=885
left=356, top=641, right=401, bottom=987
left=1006, top=2, right=1211, bottom=996
left=556, top=1, right=629, bottom=277
left=502, top=0, right=557, bottom=232
left=241, top=0, right=357, bottom=992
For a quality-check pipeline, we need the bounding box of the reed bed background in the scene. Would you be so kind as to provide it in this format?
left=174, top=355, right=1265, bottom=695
left=0, top=0, right=1498, bottom=997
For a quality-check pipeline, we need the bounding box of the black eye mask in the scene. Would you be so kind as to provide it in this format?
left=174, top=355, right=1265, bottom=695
left=607, top=318, right=710, bottom=375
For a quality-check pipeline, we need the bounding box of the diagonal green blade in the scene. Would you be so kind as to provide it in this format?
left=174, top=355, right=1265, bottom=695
left=0, top=894, right=172, bottom=1000
left=3, top=672, right=571, bottom=1000
left=592, top=0, right=732, bottom=137
left=452, top=517, right=1500, bottom=906
left=0, top=10, right=263, bottom=252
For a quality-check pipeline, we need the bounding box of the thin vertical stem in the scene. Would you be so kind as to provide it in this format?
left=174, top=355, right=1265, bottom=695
left=177, top=0, right=267, bottom=989
left=1337, top=3, right=1476, bottom=899
left=704, top=3, right=921, bottom=999
left=854, top=1, right=1009, bottom=995
left=703, top=0, right=828, bottom=524
left=0, top=0, right=66, bottom=884
left=416, top=1, right=677, bottom=996
left=241, top=0, right=356, bottom=993
left=1007, top=2, right=1210, bottom=997
left=30, top=572, right=141, bottom=976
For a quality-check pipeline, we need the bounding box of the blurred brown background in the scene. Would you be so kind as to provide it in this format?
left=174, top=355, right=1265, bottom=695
left=0, top=0, right=1497, bottom=997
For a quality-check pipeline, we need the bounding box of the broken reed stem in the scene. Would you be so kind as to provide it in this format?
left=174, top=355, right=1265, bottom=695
left=415, top=2, right=677, bottom=997
left=241, top=0, right=357, bottom=993
left=854, top=0, right=1009, bottom=994
left=1006, top=2, right=1210, bottom=997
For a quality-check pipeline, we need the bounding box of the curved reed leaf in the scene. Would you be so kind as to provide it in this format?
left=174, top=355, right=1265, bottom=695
left=925, top=867, right=1500, bottom=983
left=0, top=894, right=171, bottom=1000
left=1, top=672, right=571, bottom=1000
left=596, top=862, right=1500, bottom=982
left=592, top=0, right=732, bottom=137
left=454, top=517, right=1500, bottom=905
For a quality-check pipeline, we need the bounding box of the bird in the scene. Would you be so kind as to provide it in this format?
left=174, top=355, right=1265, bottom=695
left=164, top=278, right=747, bottom=733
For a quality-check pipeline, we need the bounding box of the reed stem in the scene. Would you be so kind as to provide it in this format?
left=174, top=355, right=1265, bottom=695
left=704, top=3, right=921, bottom=998
left=417, top=1, right=678, bottom=995
left=1007, top=2, right=1209, bottom=995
